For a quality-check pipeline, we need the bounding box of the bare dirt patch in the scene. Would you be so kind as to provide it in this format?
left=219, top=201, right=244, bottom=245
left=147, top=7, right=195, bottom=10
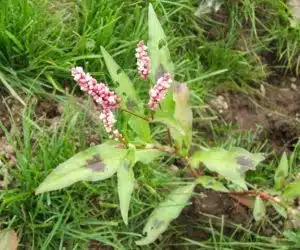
left=209, top=78, right=300, bottom=151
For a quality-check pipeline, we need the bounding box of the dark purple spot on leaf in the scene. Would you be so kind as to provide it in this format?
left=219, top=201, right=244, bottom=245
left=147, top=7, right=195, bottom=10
left=158, top=39, right=166, bottom=49
left=124, top=161, right=130, bottom=171
left=117, top=68, right=122, bottom=75
left=85, top=154, right=106, bottom=172
left=155, top=65, right=165, bottom=80
left=151, top=219, right=165, bottom=230
left=126, top=98, right=138, bottom=110
left=206, top=181, right=213, bottom=187
left=236, top=156, right=255, bottom=173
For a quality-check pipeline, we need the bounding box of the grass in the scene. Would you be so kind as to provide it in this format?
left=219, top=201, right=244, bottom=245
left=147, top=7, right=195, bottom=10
left=1, top=0, right=300, bottom=249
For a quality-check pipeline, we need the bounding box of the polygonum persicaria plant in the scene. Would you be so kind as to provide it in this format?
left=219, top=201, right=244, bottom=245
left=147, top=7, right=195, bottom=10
left=36, top=3, right=292, bottom=246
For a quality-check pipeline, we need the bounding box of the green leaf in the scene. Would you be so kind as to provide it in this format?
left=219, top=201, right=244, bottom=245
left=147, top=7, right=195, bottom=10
left=152, top=116, right=185, bottom=136
left=101, top=46, right=152, bottom=142
left=36, top=143, right=127, bottom=194
left=128, top=117, right=151, bottom=143
left=0, top=73, right=25, bottom=106
left=283, top=179, right=300, bottom=198
left=5, top=30, right=24, bottom=51
left=136, top=183, right=195, bottom=245
left=196, top=176, right=228, bottom=192
left=117, top=160, right=135, bottom=225
left=271, top=202, right=287, bottom=219
left=148, top=3, right=174, bottom=82
left=171, top=83, right=193, bottom=155
left=189, top=148, right=265, bottom=189
left=253, top=196, right=265, bottom=221
left=135, top=148, right=163, bottom=164
left=274, top=152, right=289, bottom=190
left=0, top=229, right=18, bottom=250
left=101, top=46, right=137, bottom=102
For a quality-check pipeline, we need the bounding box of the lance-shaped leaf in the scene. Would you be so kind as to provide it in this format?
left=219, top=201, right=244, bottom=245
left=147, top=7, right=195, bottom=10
left=274, top=152, right=289, bottom=190
left=189, top=147, right=265, bottom=189
left=271, top=201, right=287, bottom=218
left=101, top=46, right=137, bottom=102
left=0, top=229, right=18, bottom=250
left=135, top=148, right=163, bottom=165
left=283, top=180, right=300, bottom=198
left=148, top=3, right=175, bottom=117
left=36, top=143, right=127, bottom=194
left=128, top=117, right=151, bottom=143
left=196, top=176, right=228, bottom=192
left=148, top=3, right=174, bottom=82
left=135, top=183, right=195, bottom=245
left=101, top=46, right=151, bottom=142
left=171, top=83, right=193, bottom=155
left=117, top=147, right=136, bottom=225
left=152, top=116, right=186, bottom=136
left=253, top=196, right=265, bottom=221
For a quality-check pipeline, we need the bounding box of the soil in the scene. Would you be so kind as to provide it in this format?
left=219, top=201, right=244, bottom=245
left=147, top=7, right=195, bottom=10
left=173, top=188, right=250, bottom=241
left=208, top=75, right=300, bottom=151
left=88, top=241, right=113, bottom=250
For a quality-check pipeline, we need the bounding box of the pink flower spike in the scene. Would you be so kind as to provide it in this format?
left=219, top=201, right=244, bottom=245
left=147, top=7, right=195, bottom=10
left=136, top=40, right=150, bottom=80
left=148, top=73, right=172, bottom=111
left=71, top=67, right=121, bottom=110
left=99, top=109, right=124, bottom=141
left=71, top=66, right=124, bottom=142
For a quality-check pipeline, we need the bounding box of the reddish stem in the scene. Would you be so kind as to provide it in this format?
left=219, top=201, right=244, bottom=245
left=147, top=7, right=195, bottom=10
left=230, top=190, right=278, bottom=203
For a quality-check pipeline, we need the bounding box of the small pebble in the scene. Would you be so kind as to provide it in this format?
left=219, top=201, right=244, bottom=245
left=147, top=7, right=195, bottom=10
left=290, top=77, right=297, bottom=83
left=168, top=165, right=179, bottom=172
left=291, top=83, right=297, bottom=90
left=260, top=84, right=266, bottom=96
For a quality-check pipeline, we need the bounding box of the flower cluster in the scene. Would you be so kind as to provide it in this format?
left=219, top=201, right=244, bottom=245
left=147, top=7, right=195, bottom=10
left=71, top=67, right=120, bottom=110
left=135, top=41, right=150, bottom=80
left=71, top=67, right=123, bottom=141
left=148, top=73, right=172, bottom=111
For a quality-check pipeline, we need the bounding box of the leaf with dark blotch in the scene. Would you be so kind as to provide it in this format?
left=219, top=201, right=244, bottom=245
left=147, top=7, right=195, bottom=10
left=101, top=46, right=137, bottom=102
left=236, top=156, right=255, bottom=173
left=155, top=64, right=165, bottom=81
left=148, top=3, right=174, bottom=82
left=151, top=219, right=165, bottom=230
left=126, top=98, right=138, bottom=111
left=85, top=154, right=106, bottom=172
left=189, top=147, right=265, bottom=190
left=118, top=160, right=134, bottom=225
left=171, top=83, right=193, bottom=155
left=158, top=39, right=166, bottom=49
left=274, top=152, right=289, bottom=190
left=36, top=142, right=127, bottom=194
left=135, top=183, right=195, bottom=245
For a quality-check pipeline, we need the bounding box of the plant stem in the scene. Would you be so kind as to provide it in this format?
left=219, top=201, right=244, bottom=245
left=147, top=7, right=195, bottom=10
left=230, top=190, right=278, bottom=203
left=140, top=144, right=176, bottom=154
left=120, top=108, right=150, bottom=122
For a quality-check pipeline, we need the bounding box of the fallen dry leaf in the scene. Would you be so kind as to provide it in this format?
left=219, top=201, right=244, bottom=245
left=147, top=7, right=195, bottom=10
left=0, top=229, right=18, bottom=250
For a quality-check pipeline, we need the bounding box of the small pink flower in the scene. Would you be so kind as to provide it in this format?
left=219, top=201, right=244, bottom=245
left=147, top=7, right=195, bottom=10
left=136, top=40, right=150, bottom=80
left=148, top=73, right=172, bottom=111
left=71, top=66, right=121, bottom=110
left=99, top=109, right=116, bottom=133
left=99, top=109, right=124, bottom=141
left=71, top=66, right=124, bottom=142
